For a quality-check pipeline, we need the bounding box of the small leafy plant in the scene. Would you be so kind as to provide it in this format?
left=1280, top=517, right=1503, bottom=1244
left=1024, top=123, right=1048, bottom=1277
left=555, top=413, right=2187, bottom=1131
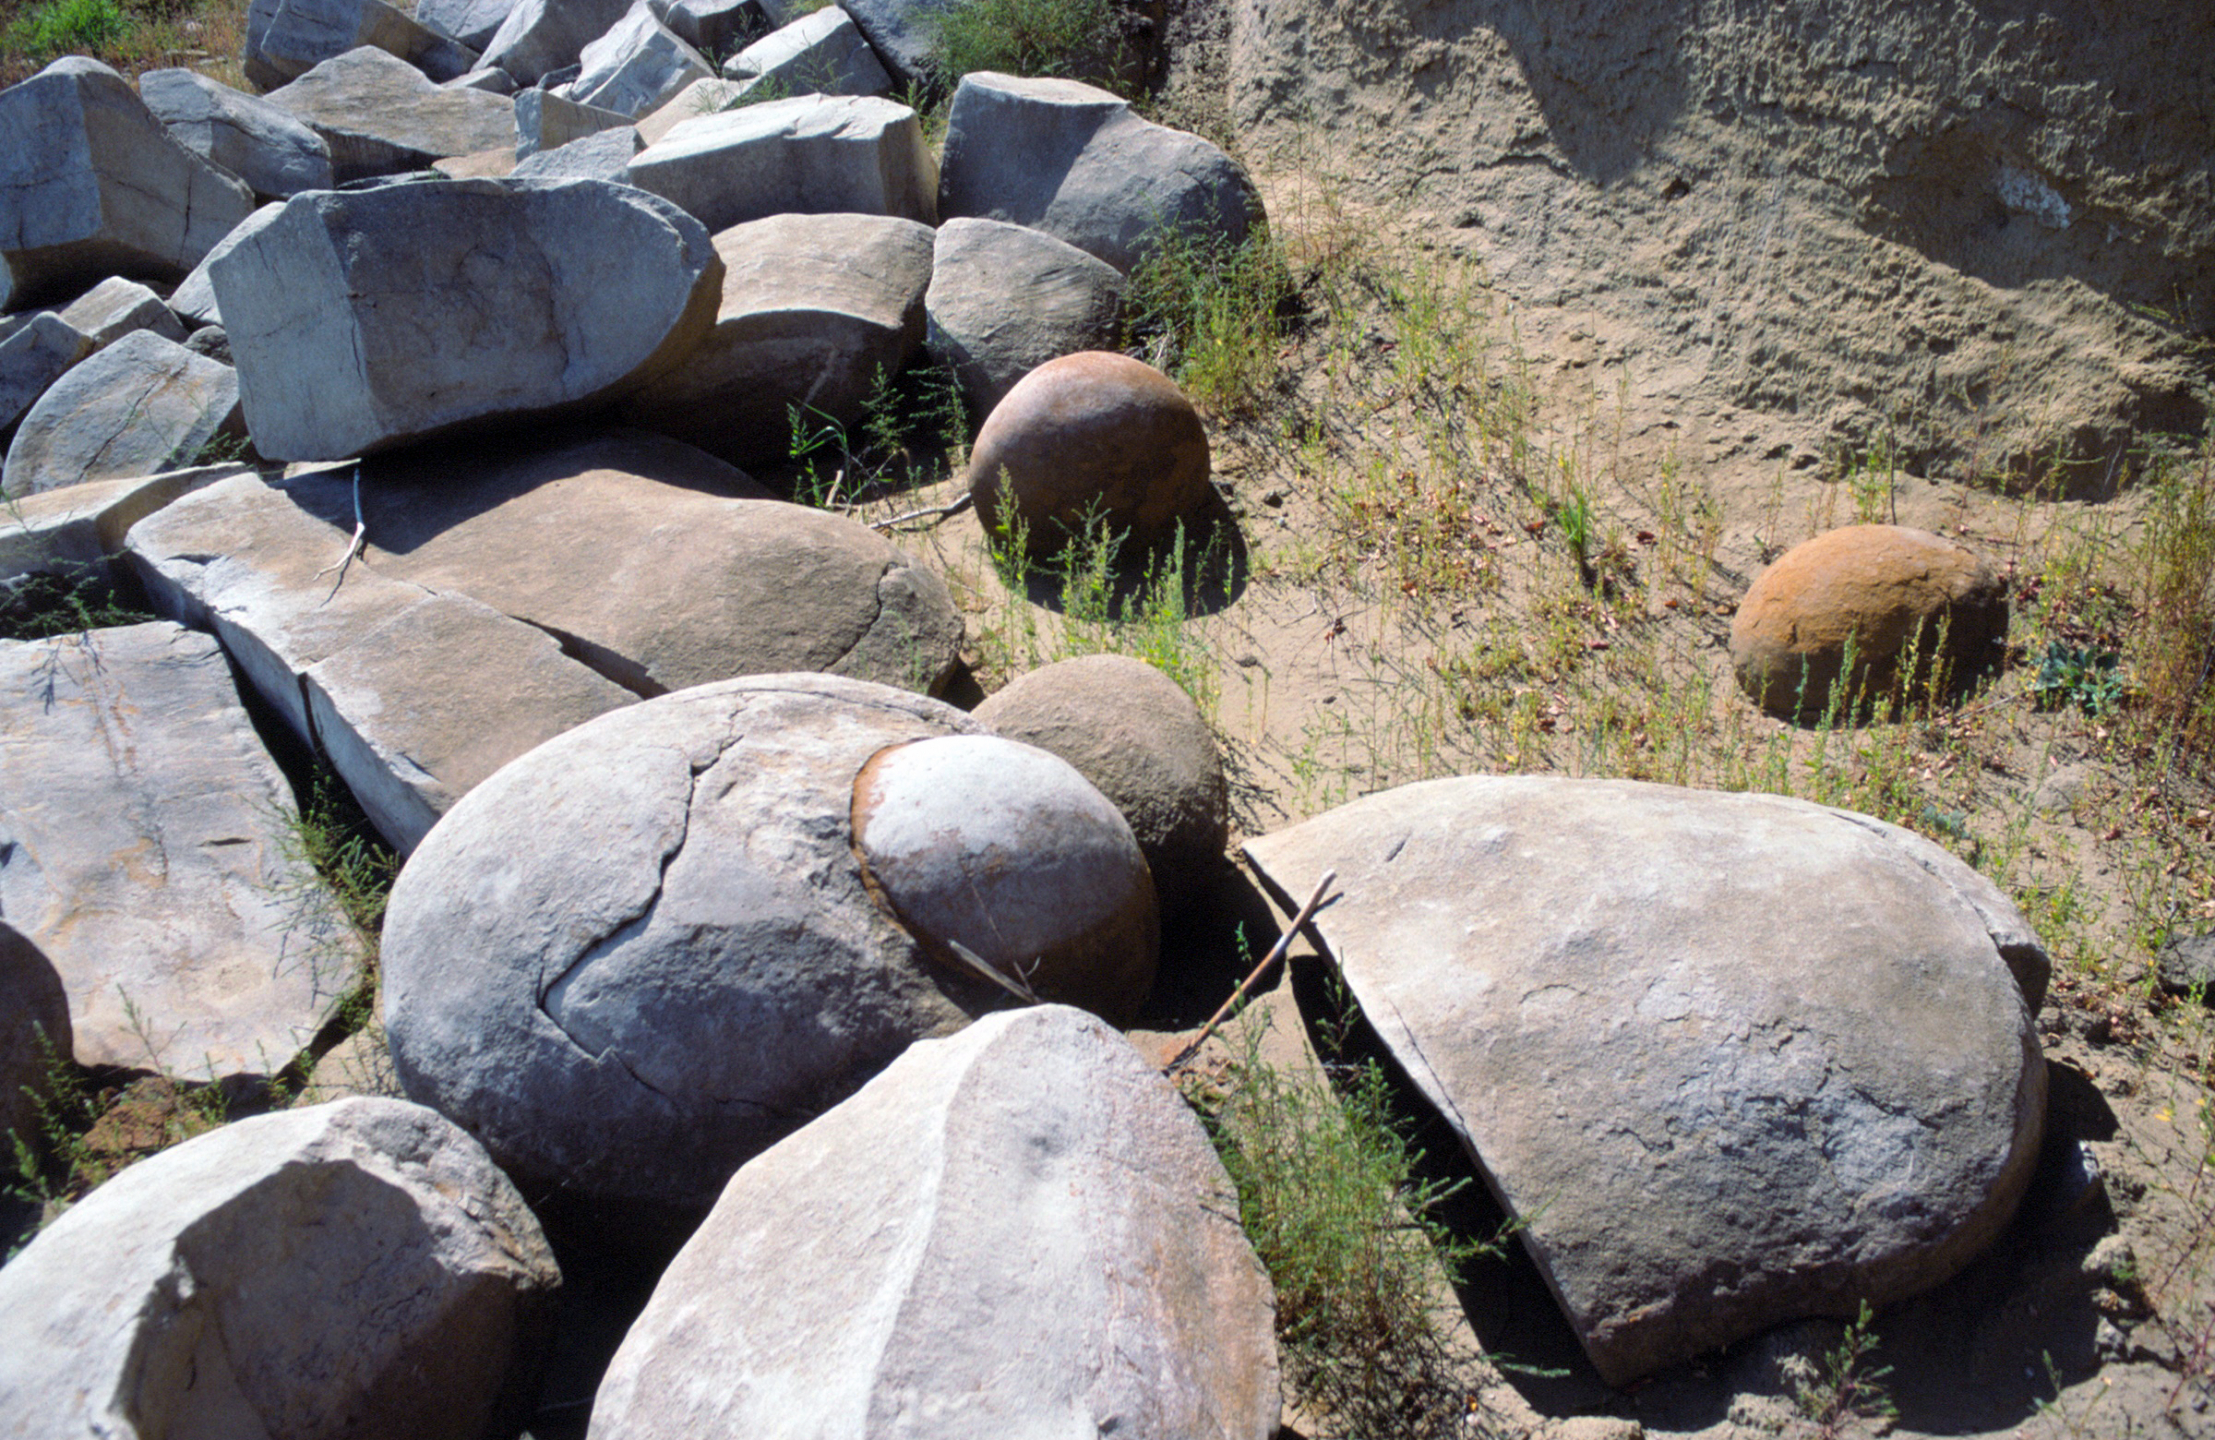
left=1784, top=1301, right=1899, bottom=1438
left=926, top=0, right=1129, bottom=90
left=3, top=0, right=127, bottom=59
left=2030, top=640, right=2125, bottom=717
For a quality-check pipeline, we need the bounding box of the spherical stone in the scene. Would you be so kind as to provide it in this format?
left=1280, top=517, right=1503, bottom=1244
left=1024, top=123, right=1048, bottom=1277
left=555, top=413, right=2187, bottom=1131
left=380, top=673, right=995, bottom=1228
left=1730, top=524, right=2009, bottom=720
left=852, top=734, right=1159, bottom=1024
left=973, top=654, right=1227, bottom=914
left=965, top=350, right=1211, bottom=559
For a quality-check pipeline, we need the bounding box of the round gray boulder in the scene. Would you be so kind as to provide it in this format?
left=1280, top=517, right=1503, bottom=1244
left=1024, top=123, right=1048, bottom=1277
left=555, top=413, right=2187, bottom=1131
left=382, top=673, right=999, bottom=1224
left=925, top=216, right=1126, bottom=417
left=966, top=350, right=1212, bottom=559
left=853, top=734, right=1159, bottom=1024
left=973, top=654, right=1227, bottom=914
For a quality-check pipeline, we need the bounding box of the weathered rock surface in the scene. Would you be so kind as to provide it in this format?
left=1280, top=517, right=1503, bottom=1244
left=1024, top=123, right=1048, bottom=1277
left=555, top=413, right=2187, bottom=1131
left=445, top=64, right=519, bottom=93
left=0, top=924, right=70, bottom=1151
left=481, top=0, right=633, bottom=86
left=567, top=0, right=714, bottom=117
left=141, top=66, right=334, bottom=199
left=244, top=0, right=481, bottom=90
left=0, top=463, right=246, bottom=596
left=721, top=4, right=890, bottom=99
left=263, top=46, right=517, bottom=182
left=625, top=93, right=937, bottom=233
left=0, top=313, right=93, bottom=436
left=966, top=350, right=1212, bottom=557
left=590, top=1005, right=1279, bottom=1440
left=210, top=178, right=721, bottom=461
left=1243, top=776, right=2050, bottom=1385
left=938, top=71, right=1260, bottom=274
left=0, top=58, right=256, bottom=310
left=625, top=210, right=932, bottom=464
left=55, top=276, right=186, bottom=348
left=308, top=429, right=962, bottom=696
left=382, top=673, right=996, bottom=1222
left=417, top=0, right=522, bottom=50
left=632, top=73, right=735, bottom=145
left=926, top=216, right=1125, bottom=415
left=168, top=203, right=283, bottom=329
left=974, top=654, right=1226, bottom=913
left=1731, top=525, right=2010, bottom=720
left=305, top=591, right=638, bottom=851
left=854, top=735, right=1159, bottom=1021
left=512, top=123, right=643, bottom=180
left=0, top=1097, right=559, bottom=1440
left=1226, top=0, right=2213, bottom=491
left=2, top=331, right=241, bottom=499
left=0, top=621, right=364, bottom=1080
left=514, top=86, right=631, bottom=157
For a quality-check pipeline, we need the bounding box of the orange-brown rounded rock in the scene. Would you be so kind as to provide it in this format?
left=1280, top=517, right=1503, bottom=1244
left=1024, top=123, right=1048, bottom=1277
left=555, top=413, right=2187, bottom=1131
left=1731, top=524, right=2008, bottom=720
left=965, top=351, right=1210, bottom=558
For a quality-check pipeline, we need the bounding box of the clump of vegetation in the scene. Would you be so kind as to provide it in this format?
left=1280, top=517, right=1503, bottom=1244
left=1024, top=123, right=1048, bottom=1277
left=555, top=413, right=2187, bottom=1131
left=1123, top=224, right=1293, bottom=419
left=1783, top=1302, right=1900, bottom=1438
left=0, top=0, right=251, bottom=88
left=0, top=567, right=153, bottom=642
left=3, top=0, right=127, bottom=60
left=1185, top=982, right=1508, bottom=1437
left=925, top=0, right=1132, bottom=91
left=785, top=359, right=971, bottom=509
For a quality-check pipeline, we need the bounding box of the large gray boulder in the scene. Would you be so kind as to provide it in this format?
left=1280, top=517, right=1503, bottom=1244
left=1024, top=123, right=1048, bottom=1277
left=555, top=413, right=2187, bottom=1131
left=659, top=0, right=764, bottom=55
left=480, top=0, right=633, bottom=85
left=381, top=673, right=1001, bottom=1225
left=0, top=924, right=70, bottom=1154
left=209, top=178, right=722, bottom=461
left=322, top=430, right=963, bottom=696
left=123, top=470, right=635, bottom=852
left=2, top=331, right=241, bottom=499
left=566, top=0, right=715, bottom=117
left=54, top=276, right=186, bottom=348
left=720, top=5, right=890, bottom=98
left=974, top=653, right=1226, bottom=913
left=513, top=85, right=631, bottom=157
left=938, top=71, right=1260, bottom=274
left=624, top=210, right=933, bottom=465
left=0, top=58, right=256, bottom=310
left=827, top=0, right=952, bottom=89
left=244, top=0, right=481, bottom=90
left=139, top=67, right=336, bottom=199
left=0, top=1097, right=559, bottom=1440
left=590, top=1005, right=1280, bottom=1440
left=262, top=45, right=518, bottom=182
left=625, top=93, right=937, bottom=233
left=416, top=0, right=522, bottom=50
left=0, top=313, right=93, bottom=436
left=1242, top=776, right=2051, bottom=1386
left=925, top=215, right=1125, bottom=415
left=0, top=621, right=365, bottom=1080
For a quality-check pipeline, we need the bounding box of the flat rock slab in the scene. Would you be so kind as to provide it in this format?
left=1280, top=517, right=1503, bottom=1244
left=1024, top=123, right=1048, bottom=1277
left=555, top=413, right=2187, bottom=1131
left=337, top=431, right=963, bottom=697
left=0, top=462, right=247, bottom=595
left=625, top=93, right=938, bottom=234
left=0, top=58, right=255, bottom=310
left=625, top=210, right=933, bottom=466
left=210, top=177, right=721, bottom=461
left=2, top=330, right=241, bottom=499
left=0, top=621, right=364, bottom=1080
left=122, top=471, right=634, bottom=852
left=1243, top=775, right=2049, bottom=1386
left=381, top=674, right=997, bottom=1223
left=263, top=45, right=520, bottom=183
left=0, top=1097, right=558, bottom=1440
left=591, top=1005, right=1279, bottom=1440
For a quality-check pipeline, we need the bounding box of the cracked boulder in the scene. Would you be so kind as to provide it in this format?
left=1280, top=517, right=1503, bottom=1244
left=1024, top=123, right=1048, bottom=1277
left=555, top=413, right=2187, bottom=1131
left=853, top=735, right=1159, bottom=1023
left=242, top=0, right=482, bottom=90
left=0, top=57, right=256, bottom=310
left=1243, top=776, right=2049, bottom=1386
left=590, top=1005, right=1279, bottom=1440
left=937, top=72, right=1260, bottom=275
left=565, top=0, right=714, bottom=118
left=0, top=1097, right=559, bottom=1440
left=2, top=330, right=242, bottom=500
left=624, top=210, right=933, bottom=467
left=624, top=93, right=938, bottom=234
left=381, top=673, right=999, bottom=1231
left=0, top=621, right=366, bottom=1081
left=209, top=177, right=722, bottom=461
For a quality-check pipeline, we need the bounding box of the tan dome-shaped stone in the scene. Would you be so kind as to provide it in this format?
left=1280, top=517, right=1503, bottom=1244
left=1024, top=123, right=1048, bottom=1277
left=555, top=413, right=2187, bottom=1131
left=851, top=734, right=1159, bottom=1023
left=965, top=350, right=1211, bottom=559
left=1731, top=524, right=2009, bottom=720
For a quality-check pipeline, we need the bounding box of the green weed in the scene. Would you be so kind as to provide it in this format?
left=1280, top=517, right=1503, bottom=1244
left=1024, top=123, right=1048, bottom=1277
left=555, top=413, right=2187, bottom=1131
left=0, top=565, right=153, bottom=642
left=3, top=0, right=127, bottom=59
left=1123, top=224, right=1291, bottom=419
left=1784, top=1301, right=1899, bottom=1438
left=926, top=0, right=1128, bottom=90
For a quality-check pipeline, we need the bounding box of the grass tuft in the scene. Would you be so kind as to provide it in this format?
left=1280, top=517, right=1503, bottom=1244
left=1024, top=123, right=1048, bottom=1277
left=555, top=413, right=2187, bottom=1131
left=925, top=0, right=1129, bottom=91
